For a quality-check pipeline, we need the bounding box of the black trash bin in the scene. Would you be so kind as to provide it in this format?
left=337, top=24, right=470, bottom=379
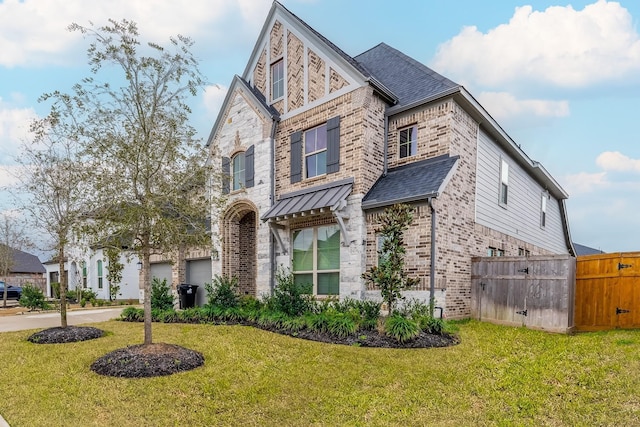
left=178, top=283, right=198, bottom=309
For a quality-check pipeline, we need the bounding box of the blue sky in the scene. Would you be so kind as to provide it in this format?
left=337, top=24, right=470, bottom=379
left=1, top=0, right=639, bottom=254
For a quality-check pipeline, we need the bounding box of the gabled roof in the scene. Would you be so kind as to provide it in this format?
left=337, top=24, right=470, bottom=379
left=1, top=244, right=45, bottom=274
left=362, top=155, right=459, bottom=210
left=206, top=75, right=280, bottom=147
left=355, top=43, right=459, bottom=112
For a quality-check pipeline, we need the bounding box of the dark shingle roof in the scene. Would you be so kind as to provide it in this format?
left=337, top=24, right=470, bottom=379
left=573, top=243, right=605, bottom=256
left=1, top=244, right=45, bottom=274
left=355, top=43, right=459, bottom=110
left=362, top=155, right=459, bottom=210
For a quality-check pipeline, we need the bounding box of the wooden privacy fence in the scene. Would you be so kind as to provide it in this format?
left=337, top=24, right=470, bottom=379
left=471, top=255, right=576, bottom=333
left=574, top=252, right=640, bottom=331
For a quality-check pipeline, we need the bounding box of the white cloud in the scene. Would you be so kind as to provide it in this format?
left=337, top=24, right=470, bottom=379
left=596, top=151, right=640, bottom=173
left=477, top=91, right=569, bottom=121
left=0, top=102, right=37, bottom=163
left=562, top=171, right=609, bottom=195
left=202, top=84, right=228, bottom=119
left=0, top=0, right=271, bottom=67
left=432, top=0, right=640, bottom=88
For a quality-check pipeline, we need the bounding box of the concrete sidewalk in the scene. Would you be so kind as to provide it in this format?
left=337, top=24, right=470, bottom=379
left=0, top=307, right=125, bottom=332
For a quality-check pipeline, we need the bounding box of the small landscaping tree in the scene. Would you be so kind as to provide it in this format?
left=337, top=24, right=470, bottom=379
left=362, top=203, right=419, bottom=315
left=105, top=246, right=124, bottom=301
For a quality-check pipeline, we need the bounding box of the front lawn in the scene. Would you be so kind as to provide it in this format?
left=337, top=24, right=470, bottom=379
left=1, top=320, right=639, bottom=426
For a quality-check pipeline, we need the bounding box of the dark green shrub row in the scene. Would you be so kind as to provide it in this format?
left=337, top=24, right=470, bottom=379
left=121, top=273, right=454, bottom=343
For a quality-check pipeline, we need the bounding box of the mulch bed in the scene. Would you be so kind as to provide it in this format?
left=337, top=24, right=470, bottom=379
left=90, top=343, right=204, bottom=378
left=27, top=326, right=105, bottom=344
left=280, top=328, right=459, bottom=348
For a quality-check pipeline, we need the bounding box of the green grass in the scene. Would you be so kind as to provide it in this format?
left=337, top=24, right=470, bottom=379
left=2, top=320, right=640, bottom=426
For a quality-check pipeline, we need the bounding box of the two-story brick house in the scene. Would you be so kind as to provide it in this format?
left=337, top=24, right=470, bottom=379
left=207, top=1, right=574, bottom=318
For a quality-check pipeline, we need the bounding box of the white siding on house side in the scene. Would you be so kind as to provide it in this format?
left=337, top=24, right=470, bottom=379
left=475, top=128, right=568, bottom=254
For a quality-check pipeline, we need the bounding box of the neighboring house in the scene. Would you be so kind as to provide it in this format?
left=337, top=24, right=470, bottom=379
left=0, top=244, right=46, bottom=293
left=44, top=248, right=141, bottom=301
left=573, top=243, right=605, bottom=256
left=207, top=1, right=574, bottom=318
left=43, top=247, right=212, bottom=304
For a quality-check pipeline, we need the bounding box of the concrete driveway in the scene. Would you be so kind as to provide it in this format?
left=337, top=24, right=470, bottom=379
left=0, top=307, right=125, bottom=332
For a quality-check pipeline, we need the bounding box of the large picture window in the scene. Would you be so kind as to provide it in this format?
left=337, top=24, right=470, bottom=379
left=399, top=125, right=417, bottom=158
left=304, top=123, right=327, bottom=178
left=292, top=224, right=340, bottom=295
left=232, top=152, right=245, bottom=191
left=271, top=59, right=284, bottom=100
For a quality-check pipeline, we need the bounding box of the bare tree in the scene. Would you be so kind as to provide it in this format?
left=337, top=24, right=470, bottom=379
left=56, top=19, right=213, bottom=345
left=0, top=214, right=32, bottom=308
left=17, top=114, right=89, bottom=327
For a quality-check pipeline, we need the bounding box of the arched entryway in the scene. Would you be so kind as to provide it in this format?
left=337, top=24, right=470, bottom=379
left=221, top=201, right=258, bottom=296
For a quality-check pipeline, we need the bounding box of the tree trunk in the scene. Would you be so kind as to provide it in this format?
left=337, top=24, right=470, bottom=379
left=58, top=245, right=67, bottom=328
left=142, top=248, right=152, bottom=345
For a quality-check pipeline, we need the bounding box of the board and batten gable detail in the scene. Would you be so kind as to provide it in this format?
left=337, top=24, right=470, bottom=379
left=243, top=4, right=370, bottom=120
left=475, top=128, right=568, bottom=254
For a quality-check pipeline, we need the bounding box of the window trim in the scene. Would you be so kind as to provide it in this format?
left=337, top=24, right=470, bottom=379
left=292, top=224, right=340, bottom=296
left=231, top=151, right=246, bottom=191
left=540, top=191, right=548, bottom=228
left=304, top=123, right=328, bottom=179
left=398, top=124, right=418, bottom=159
left=271, top=59, right=284, bottom=101
left=499, top=158, right=509, bottom=207
left=97, top=259, right=103, bottom=289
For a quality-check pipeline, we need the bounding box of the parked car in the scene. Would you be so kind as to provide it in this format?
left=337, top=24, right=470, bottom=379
left=0, top=282, right=22, bottom=300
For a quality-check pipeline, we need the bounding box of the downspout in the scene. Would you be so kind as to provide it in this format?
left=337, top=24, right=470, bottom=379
left=383, top=114, right=389, bottom=176
left=269, top=119, right=279, bottom=294
left=428, top=197, right=437, bottom=312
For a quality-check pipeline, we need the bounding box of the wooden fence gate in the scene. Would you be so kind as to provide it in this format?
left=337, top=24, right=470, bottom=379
left=471, top=255, right=575, bottom=333
left=574, top=252, right=640, bottom=331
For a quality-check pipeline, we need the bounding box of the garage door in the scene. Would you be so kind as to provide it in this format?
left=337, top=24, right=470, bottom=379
left=187, top=259, right=212, bottom=306
left=150, top=263, right=172, bottom=287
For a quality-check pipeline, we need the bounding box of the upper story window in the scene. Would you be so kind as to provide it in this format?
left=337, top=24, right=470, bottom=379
left=305, top=123, right=327, bottom=178
left=290, top=116, right=340, bottom=184
left=399, top=125, right=417, bottom=158
left=499, top=158, right=509, bottom=206
left=540, top=192, right=548, bottom=228
left=97, top=259, right=103, bottom=289
left=232, top=152, right=246, bottom=191
left=271, top=59, right=284, bottom=101
left=82, top=261, right=87, bottom=288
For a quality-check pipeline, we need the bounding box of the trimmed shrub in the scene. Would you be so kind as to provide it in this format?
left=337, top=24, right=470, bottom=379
left=265, top=268, right=314, bottom=317
left=204, top=275, right=240, bottom=309
left=19, top=284, right=50, bottom=311
left=151, top=277, right=174, bottom=311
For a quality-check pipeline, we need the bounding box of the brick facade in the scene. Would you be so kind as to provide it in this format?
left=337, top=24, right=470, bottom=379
left=208, top=5, right=569, bottom=317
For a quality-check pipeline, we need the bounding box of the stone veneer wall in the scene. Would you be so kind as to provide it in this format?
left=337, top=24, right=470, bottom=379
left=210, top=87, right=275, bottom=297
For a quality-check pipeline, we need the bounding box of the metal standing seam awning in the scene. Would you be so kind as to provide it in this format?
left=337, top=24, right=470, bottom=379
left=261, top=177, right=354, bottom=250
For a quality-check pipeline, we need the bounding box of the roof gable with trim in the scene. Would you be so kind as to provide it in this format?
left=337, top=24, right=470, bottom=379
left=240, top=1, right=394, bottom=120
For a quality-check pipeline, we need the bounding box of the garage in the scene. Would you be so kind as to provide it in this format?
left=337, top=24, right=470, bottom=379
left=186, top=259, right=212, bottom=306
left=150, top=262, right=172, bottom=287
